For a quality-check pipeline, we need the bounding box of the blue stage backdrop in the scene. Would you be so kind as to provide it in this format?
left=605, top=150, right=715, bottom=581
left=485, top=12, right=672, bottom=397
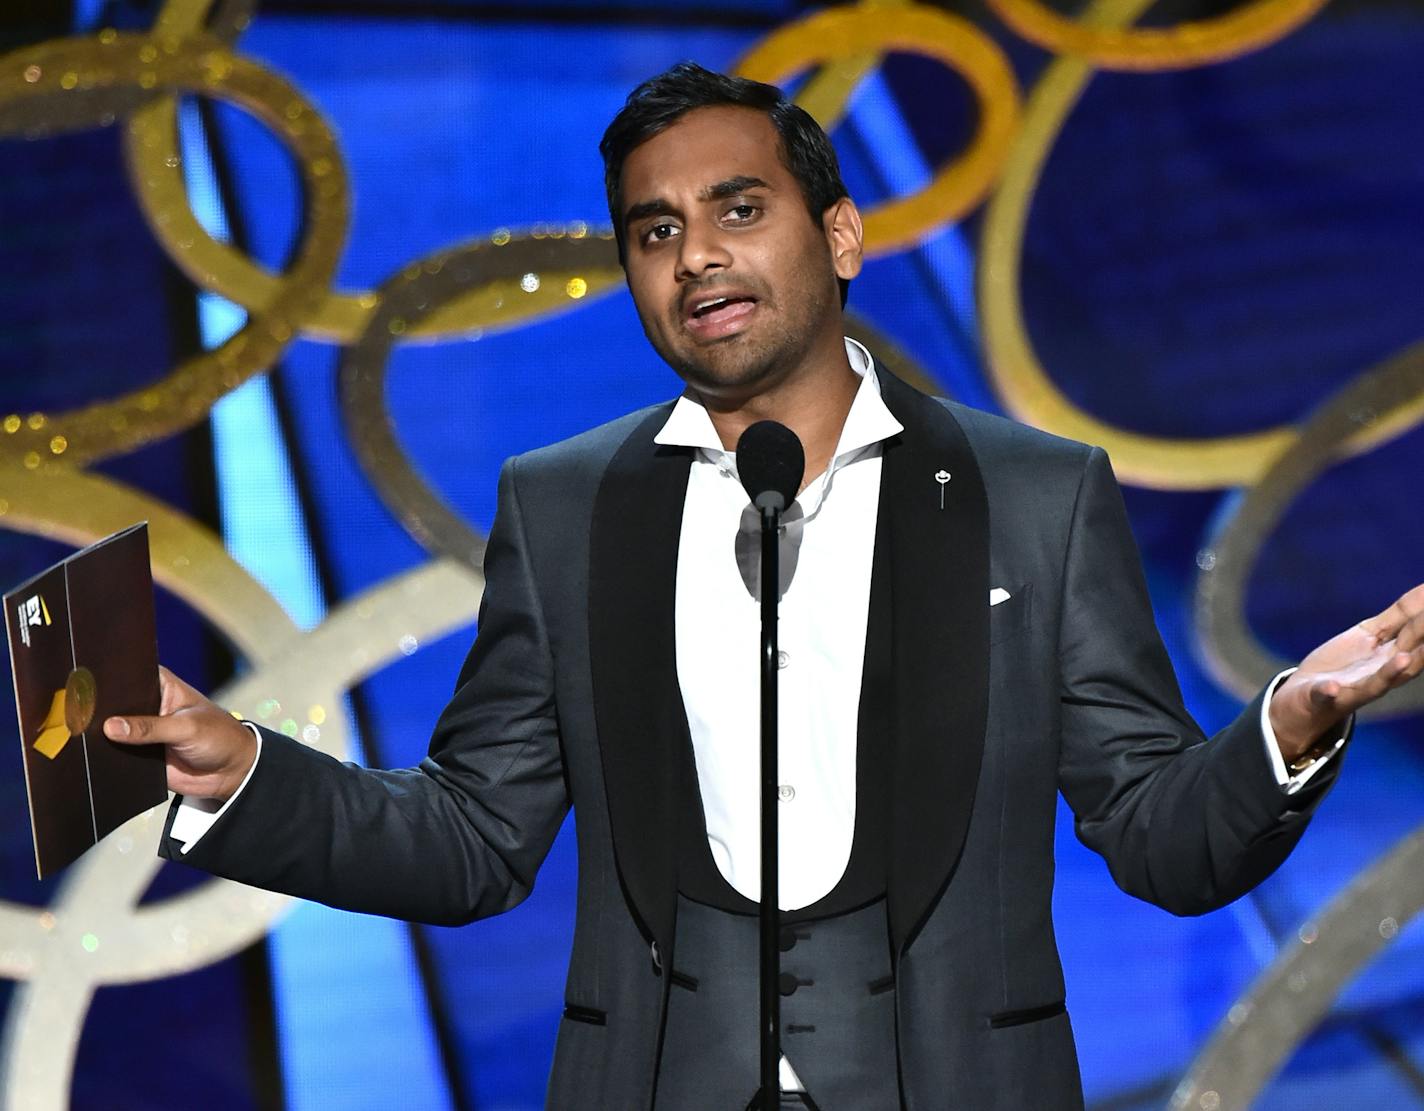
left=1, top=1, right=1421, bottom=1109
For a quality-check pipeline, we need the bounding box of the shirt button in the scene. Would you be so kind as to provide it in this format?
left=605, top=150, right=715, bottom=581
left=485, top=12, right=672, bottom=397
left=777, top=784, right=795, bottom=802
left=777, top=650, right=789, bottom=669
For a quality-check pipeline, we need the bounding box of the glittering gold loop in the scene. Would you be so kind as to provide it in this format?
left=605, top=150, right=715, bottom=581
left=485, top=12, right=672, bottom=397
left=984, top=0, right=1329, bottom=71
left=977, top=0, right=1424, bottom=488
left=0, top=0, right=252, bottom=136
left=122, top=96, right=620, bottom=342
left=125, top=108, right=622, bottom=346
left=735, top=4, right=1022, bottom=257
left=154, top=0, right=257, bottom=40
left=1194, top=340, right=1424, bottom=718
left=339, top=232, right=620, bottom=568
left=791, top=0, right=915, bottom=132
left=0, top=32, right=348, bottom=468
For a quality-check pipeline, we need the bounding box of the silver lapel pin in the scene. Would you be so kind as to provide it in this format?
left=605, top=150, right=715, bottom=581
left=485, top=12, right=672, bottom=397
left=935, top=469, right=952, bottom=509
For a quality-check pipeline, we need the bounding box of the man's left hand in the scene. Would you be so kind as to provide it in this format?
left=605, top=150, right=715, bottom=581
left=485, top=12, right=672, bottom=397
left=1269, top=583, right=1424, bottom=763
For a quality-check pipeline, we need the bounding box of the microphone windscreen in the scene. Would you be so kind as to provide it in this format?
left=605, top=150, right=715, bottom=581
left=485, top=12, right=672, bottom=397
left=736, top=420, right=804, bottom=513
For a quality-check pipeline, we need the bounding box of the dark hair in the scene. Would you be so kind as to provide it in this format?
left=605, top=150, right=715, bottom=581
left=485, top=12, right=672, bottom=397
left=600, top=62, right=851, bottom=302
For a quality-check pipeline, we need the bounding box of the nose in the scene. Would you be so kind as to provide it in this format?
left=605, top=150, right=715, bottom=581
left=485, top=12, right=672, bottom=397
left=675, top=218, right=732, bottom=281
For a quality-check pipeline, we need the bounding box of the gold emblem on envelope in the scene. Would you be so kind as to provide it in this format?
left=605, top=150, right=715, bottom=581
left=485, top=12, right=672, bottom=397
left=32, top=668, right=97, bottom=760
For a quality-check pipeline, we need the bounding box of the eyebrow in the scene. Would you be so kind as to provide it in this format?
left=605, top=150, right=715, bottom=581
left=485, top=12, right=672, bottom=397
left=622, top=176, right=772, bottom=230
left=700, top=175, right=770, bottom=201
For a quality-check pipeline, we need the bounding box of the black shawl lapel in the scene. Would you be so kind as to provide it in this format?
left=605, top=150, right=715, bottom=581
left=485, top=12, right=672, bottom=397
left=876, top=372, right=991, bottom=955
left=588, top=404, right=692, bottom=953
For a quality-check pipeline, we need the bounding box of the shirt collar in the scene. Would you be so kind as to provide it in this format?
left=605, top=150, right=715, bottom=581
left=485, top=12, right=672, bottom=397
left=652, top=337, right=904, bottom=463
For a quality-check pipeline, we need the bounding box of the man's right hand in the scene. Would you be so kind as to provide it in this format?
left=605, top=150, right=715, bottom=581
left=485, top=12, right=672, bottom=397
left=103, top=666, right=257, bottom=803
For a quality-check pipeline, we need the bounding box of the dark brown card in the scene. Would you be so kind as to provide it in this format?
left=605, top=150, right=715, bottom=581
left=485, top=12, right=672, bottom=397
left=5, top=523, right=166, bottom=877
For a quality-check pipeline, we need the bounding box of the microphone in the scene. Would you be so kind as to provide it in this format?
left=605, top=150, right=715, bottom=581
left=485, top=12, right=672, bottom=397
left=736, top=419, right=804, bottom=1108
left=736, top=421, right=804, bottom=516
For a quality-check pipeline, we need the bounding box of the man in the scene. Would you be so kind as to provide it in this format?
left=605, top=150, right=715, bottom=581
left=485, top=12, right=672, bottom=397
left=105, top=65, right=1424, bottom=1109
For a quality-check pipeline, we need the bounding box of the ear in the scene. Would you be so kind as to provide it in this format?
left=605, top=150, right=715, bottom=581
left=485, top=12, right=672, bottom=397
left=823, top=197, right=864, bottom=281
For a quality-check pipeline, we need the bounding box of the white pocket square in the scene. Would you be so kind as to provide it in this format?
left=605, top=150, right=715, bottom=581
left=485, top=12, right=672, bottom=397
left=989, top=587, right=1011, bottom=607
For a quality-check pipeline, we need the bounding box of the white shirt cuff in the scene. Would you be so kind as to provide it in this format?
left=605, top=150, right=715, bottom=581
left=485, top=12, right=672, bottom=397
left=1260, top=668, right=1348, bottom=795
left=168, top=722, right=263, bottom=853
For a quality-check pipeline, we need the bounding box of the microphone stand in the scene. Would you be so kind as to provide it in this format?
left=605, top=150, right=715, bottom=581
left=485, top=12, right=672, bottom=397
left=735, top=418, right=802, bottom=1110
left=749, top=494, right=782, bottom=1110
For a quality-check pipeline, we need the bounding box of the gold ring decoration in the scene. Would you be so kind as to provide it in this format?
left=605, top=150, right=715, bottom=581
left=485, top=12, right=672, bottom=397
left=0, top=465, right=484, bottom=1110
left=977, top=0, right=1423, bottom=488
left=338, top=232, right=620, bottom=569
left=123, top=98, right=624, bottom=344
left=790, top=0, right=913, bottom=133
left=0, top=0, right=255, bottom=140
left=152, top=0, right=258, bottom=40
left=1171, top=822, right=1424, bottom=1111
left=735, top=4, right=1022, bottom=257
left=0, top=31, right=347, bottom=469
left=1194, top=340, right=1424, bottom=718
left=121, top=16, right=622, bottom=346
left=984, top=0, right=1330, bottom=72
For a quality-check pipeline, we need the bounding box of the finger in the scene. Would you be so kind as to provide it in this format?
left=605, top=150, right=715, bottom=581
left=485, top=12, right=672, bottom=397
left=1398, top=643, right=1424, bottom=683
left=1328, top=647, right=1423, bottom=712
left=1396, top=606, right=1424, bottom=654
left=1309, top=655, right=1396, bottom=713
left=1308, top=679, right=1342, bottom=708
left=103, top=712, right=197, bottom=745
left=1383, top=649, right=1416, bottom=685
left=1361, top=582, right=1424, bottom=642
left=157, top=666, right=209, bottom=715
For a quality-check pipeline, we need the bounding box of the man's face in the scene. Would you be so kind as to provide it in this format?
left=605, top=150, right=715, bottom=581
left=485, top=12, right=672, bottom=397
left=618, top=105, right=861, bottom=402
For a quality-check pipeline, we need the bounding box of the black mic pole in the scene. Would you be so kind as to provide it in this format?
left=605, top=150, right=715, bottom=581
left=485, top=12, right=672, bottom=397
left=756, top=490, right=781, bottom=1110
left=735, top=421, right=804, bottom=1111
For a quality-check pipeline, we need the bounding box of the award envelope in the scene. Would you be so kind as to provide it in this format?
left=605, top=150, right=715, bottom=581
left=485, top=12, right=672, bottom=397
left=5, top=523, right=166, bottom=877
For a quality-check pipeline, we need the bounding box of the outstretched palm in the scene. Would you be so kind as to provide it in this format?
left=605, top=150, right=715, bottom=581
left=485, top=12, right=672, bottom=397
left=1270, top=583, right=1424, bottom=757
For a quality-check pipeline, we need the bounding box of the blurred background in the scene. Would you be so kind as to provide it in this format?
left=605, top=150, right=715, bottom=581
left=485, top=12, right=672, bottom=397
left=1, top=0, right=1421, bottom=1108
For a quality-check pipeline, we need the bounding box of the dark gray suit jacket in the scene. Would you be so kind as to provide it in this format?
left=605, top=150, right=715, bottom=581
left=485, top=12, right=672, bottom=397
left=164, top=370, right=1339, bottom=1109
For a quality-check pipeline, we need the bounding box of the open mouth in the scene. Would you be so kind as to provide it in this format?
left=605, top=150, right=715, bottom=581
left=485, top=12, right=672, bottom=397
left=685, top=295, right=758, bottom=336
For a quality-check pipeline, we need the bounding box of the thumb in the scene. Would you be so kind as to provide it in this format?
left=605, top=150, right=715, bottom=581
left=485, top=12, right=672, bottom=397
left=1308, top=678, right=1342, bottom=707
left=157, top=665, right=207, bottom=715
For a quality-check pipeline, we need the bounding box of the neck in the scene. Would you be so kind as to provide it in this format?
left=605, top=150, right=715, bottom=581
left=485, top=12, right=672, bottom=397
left=696, top=344, right=860, bottom=492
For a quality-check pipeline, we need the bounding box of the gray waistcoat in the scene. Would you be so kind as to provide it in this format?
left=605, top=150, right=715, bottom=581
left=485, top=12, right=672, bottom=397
left=654, top=895, right=900, bottom=1110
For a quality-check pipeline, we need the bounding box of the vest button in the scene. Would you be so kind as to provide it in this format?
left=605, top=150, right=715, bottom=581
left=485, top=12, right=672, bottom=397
left=778, top=972, right=799, bottom=997
left=779, top=927, right=797, bottom=952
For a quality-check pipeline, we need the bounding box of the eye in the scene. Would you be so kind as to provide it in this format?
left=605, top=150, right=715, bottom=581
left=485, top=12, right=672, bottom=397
left=642, top=221, right=680, bottom=244
left=725, top=203, right=758, bottom=223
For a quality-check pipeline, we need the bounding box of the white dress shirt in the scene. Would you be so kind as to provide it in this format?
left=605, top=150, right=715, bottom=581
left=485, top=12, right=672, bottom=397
left=655, top=337, right=902, bottom=911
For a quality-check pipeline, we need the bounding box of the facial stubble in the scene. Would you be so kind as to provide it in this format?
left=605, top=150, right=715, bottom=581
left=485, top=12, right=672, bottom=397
left=638, top=255, right=840, bottom=406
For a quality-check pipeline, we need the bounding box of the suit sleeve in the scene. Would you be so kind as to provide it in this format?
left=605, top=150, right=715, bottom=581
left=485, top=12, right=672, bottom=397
left=1055, top=447, right=1343, bottom=916
left=160, top=457, right=571, bottom=926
